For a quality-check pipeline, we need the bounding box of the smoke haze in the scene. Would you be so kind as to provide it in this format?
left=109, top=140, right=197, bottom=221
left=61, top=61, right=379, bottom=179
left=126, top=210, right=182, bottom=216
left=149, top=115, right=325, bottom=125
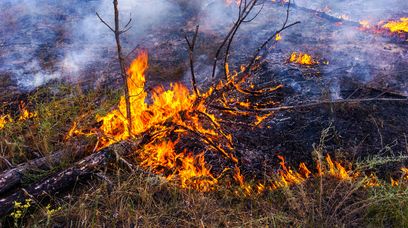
left=0, top=0, right=406, bottom=96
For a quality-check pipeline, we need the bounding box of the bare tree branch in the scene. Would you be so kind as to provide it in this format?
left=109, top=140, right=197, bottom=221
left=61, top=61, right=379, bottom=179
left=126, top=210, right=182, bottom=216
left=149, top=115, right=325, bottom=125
left=211, top=98, right=408, bottom=113
left=185, top=25, right=200, bottom=96
left=96, top=12, right=114, bottom=32
left=211, top=0, right=260, bottom=79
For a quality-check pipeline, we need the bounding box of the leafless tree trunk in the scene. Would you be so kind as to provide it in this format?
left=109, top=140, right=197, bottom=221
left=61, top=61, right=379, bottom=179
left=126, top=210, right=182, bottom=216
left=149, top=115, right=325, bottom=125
left=113, top=0, right=132, bottom=132
left=97, top=0, right=133, bottom=133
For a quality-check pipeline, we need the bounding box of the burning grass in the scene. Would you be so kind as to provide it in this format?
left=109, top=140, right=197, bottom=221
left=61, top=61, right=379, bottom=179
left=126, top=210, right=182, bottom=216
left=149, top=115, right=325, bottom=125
left=8, top=152, right=408, bottom=227
left=289, top=52, right=317, bottom=66
left=358, top=17, right=408, bottom=40
left=0, top=102, right=36, bottom=130
left=0, top=114, right=12, bottom=130
left=1, top=76, right=408, bottom=227
left=64, top=50, right=407, bottom=195
left=383, top=17, right=408, bottom=33
left=1, top=0, right=408, bottom=226
left=0, top=84, right=120, bottom=166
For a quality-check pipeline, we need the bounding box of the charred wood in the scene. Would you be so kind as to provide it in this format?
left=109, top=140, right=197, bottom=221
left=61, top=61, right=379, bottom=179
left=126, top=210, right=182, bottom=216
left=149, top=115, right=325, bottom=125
left=211, top=97, right=408, bottom=113
left=0, top=150, right=77, bottom=196
left=0, top=147, right=116, bottom=217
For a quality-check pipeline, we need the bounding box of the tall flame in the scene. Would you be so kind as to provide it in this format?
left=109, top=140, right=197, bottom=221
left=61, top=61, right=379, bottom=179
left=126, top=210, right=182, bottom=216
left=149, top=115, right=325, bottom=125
left=95, top=51, right=229, bottom=191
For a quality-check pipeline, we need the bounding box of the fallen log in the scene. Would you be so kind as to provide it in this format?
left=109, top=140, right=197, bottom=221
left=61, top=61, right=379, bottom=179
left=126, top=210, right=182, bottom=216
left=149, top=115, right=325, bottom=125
left=0, top=147, right=86, bottom=196
left=0, top=146, right=115, bottom=218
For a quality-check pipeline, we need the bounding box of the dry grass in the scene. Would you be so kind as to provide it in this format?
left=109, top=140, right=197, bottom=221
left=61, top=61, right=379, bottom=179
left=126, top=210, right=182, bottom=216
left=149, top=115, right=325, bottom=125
left=0, top=83, right=120, bottom=167
left=1, top=83, right=408, bottom=227
left=13, top=166, right=406, bottom=227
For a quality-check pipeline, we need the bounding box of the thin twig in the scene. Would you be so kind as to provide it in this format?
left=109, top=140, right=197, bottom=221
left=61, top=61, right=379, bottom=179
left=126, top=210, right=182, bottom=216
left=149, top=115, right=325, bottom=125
left=212, top=98, right=407, bottom=113
left=223, top=0, right=259, bottom=80
left=185, top=25, right=200, bottom=96
left=246, top=0, right=300, bottom=75
left=211, top=0, right=258, bottom=79
left=95, top=12, right=114, bottom=32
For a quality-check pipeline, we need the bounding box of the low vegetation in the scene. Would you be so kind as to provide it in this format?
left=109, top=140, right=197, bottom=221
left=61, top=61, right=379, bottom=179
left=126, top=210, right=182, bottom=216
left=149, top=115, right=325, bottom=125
left=1, top=84, right=407, bottom=227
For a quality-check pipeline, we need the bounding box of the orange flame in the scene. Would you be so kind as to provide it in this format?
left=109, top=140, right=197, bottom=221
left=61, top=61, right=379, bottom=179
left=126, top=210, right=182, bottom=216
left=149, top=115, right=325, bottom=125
left=18, top=102, right=37, bottom=121
left=96, top=51, right=208, bottom=149
left=325, top=154, right=351, bottom=180
left=383, top=18, right=408, bottom=33
left=0, top=102, right=36, bottom=130
left=234, top=166, right=252, bottom=195
left=0, top=114, right=12, bottom=130
left=402, top=167, right=408, bottom=180
left=95, top=51, right=234, bottom=191
left=234, top=154, right=355, bottom=195
left=289, top=52, right=317, bottom=65
left=274, top=155, right=309, bottom=188
left=391, top=178, right=399, bottom=186
left=359, top=20, right=371, bottom=29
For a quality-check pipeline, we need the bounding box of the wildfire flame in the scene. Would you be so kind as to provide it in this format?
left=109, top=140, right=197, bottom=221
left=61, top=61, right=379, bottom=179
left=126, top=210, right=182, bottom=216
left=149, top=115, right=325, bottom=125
left=233, top=154, right=358, bottom=195
left=69, top=49, right=405, bottom=193
left=390, top=168, right=408, bottom=187
left=289, top=52, right=317, bottom=65
left=0, top=115, right=12, bottom=130
left=18, top=101, right=37, bottom=121
left=0, top=102, right=36, bottom=130
left=96, top=51, right=208, bottom=149
left=359, top=20, right=371, bottom=29
left=95, top=51, right=234, bottom=191
left=275, top=33, right=282, bottom=41
left=359, top=18, right=408, bottom=40
left=274, top=155, right=310, bottom=187
left=383, top=17, right=408, bottom=33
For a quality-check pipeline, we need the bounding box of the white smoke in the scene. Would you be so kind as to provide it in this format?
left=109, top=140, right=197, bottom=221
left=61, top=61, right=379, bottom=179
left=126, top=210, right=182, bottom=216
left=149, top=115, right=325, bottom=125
left=0, top=0, right=179, bottom=89
left=61, top=0, right=179, bottom=84
left=1, top=0, right=406, bottom=94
